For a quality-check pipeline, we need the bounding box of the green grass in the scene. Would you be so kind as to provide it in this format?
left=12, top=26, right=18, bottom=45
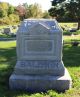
left=63, top=35, right=80, bottom=43
left=0, top=38, right=80, bottom=97
left=59, top=23, right=78, bottom=29
left=0, top=33, right=12, bottom=38
left=63, top=30, right=80, bottom=36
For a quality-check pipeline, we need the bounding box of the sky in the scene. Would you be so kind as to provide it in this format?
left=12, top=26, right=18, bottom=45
left=0, top=0, right=52, bottom=11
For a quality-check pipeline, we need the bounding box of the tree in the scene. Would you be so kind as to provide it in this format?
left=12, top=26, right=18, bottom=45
left=42, top=11, right=50, bottom=18
left=0, top=9, right=5, bottom=18
left=48, top=3, right=65, bottom=19
left=48, top=0, right=65, bottom=19
left=0, top=2, right=20, bottom=24
left=32, top=3, right=42, bottom=18
left=49, top=0, right=80, bottom=29
left=23, top=3, right=30, bottom=18
left=16, top=5, right=26, bottom=20
left=8, top=5, right=14, bottom=16
left=0, top=2, right=9, bottom=10
left=0, top=2, right=9, bottom=17
left=23, top=3, right=28, bottom=9
left=51, top=0, right=65, bottom=6
left=65, top=0, right=80, bottom=29
left=27, top=3, right=43, bottom=18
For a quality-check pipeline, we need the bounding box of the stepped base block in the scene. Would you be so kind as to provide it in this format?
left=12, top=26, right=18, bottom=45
left=9, top=68, right=72, bottom=92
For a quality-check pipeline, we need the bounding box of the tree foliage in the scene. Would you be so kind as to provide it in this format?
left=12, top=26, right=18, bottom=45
left=0, top=2, right=51, bottom=25
left=0, top=9, right=5, bottom=18
left=8, top=5, right=15, bottom=16
left=48, top=7, right=64, bottom=18
left=0, top=2, right=9, bottom=17
left=65, top=0, right=80, bottom=29
left=49, top=0, right=80, bottom=29
left=51, top=0, right=65, bottom=6
left=16, top=5, right=26, bottom=18
left=23, top=3, right=43, bottom=18
left=0, top=2, right=20, bottom=24
left=0, top=2, right=9, bottom=10
left=42, top=11, right=50, bottom=18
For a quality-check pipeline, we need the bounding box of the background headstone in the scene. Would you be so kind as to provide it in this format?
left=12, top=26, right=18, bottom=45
left=3, top=27, right=12, bottom=35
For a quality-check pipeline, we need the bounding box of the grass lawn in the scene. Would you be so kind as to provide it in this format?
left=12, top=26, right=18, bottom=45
left=0, top=33, right=12, bottom=38
left=63, top=35, right=80, bottom=42
left=0, top=37, right=80, bottom=97
left=59, top=23, right=78, bottom=29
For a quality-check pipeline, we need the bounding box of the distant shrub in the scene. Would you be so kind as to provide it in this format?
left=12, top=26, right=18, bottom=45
left=73, top=30, right=80, bottom=35
left=63, top=30, right=80, bottom=35
left=63, top=31, right=72, bottom=35
left=71, top=40, right=79, bottom=46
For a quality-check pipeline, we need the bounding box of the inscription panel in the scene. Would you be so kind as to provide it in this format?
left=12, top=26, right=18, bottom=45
left=22, top=39, right=55, bottom=56
left=18, top=35, right=61, bottom=60
left=26, top=40, right=52, bottom=52
left=24, top=40, right=53, bottom=53
left=14, top=60, right=64, bottom=75
left=18, top=60, right=61, bottom=69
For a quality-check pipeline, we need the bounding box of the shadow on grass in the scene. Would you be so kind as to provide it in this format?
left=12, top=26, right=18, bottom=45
left=0, top=38, right=16, bottom=41
left=0, top=47, right=34, bottom=97
left=63, top=44, right=80, bottom=67
left=0, top=47, right=19, bottom=97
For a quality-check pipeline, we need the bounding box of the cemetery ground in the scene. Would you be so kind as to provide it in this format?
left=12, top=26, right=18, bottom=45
left=0, top=35, right=80, bottom=97
left=0, top=23, right=80, bottom=97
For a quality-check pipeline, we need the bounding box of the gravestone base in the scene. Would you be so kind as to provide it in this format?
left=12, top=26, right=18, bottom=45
left=9, top=68, right=72, bottom=92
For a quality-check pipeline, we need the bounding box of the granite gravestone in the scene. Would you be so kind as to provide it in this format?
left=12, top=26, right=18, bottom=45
left=4, top=27, right=12, bottom=35
left=9, top=19, right=72, bottom=92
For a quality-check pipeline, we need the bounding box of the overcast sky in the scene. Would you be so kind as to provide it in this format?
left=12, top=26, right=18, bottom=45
left=0, top=0, right=52, bottom=11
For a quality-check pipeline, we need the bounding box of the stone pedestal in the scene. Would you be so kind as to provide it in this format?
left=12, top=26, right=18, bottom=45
left=9, top=68, right=71, bottom=92
left=9, top=19, right=72, bottom=92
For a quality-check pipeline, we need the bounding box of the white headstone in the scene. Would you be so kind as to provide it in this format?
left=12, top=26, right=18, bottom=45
left=9, top=19, right=72, bottom=92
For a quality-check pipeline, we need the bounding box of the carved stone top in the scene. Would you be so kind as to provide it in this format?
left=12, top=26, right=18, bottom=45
left=17, top=19, right=62, bottom=35
left=17, top=19, right=63, bottom=61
